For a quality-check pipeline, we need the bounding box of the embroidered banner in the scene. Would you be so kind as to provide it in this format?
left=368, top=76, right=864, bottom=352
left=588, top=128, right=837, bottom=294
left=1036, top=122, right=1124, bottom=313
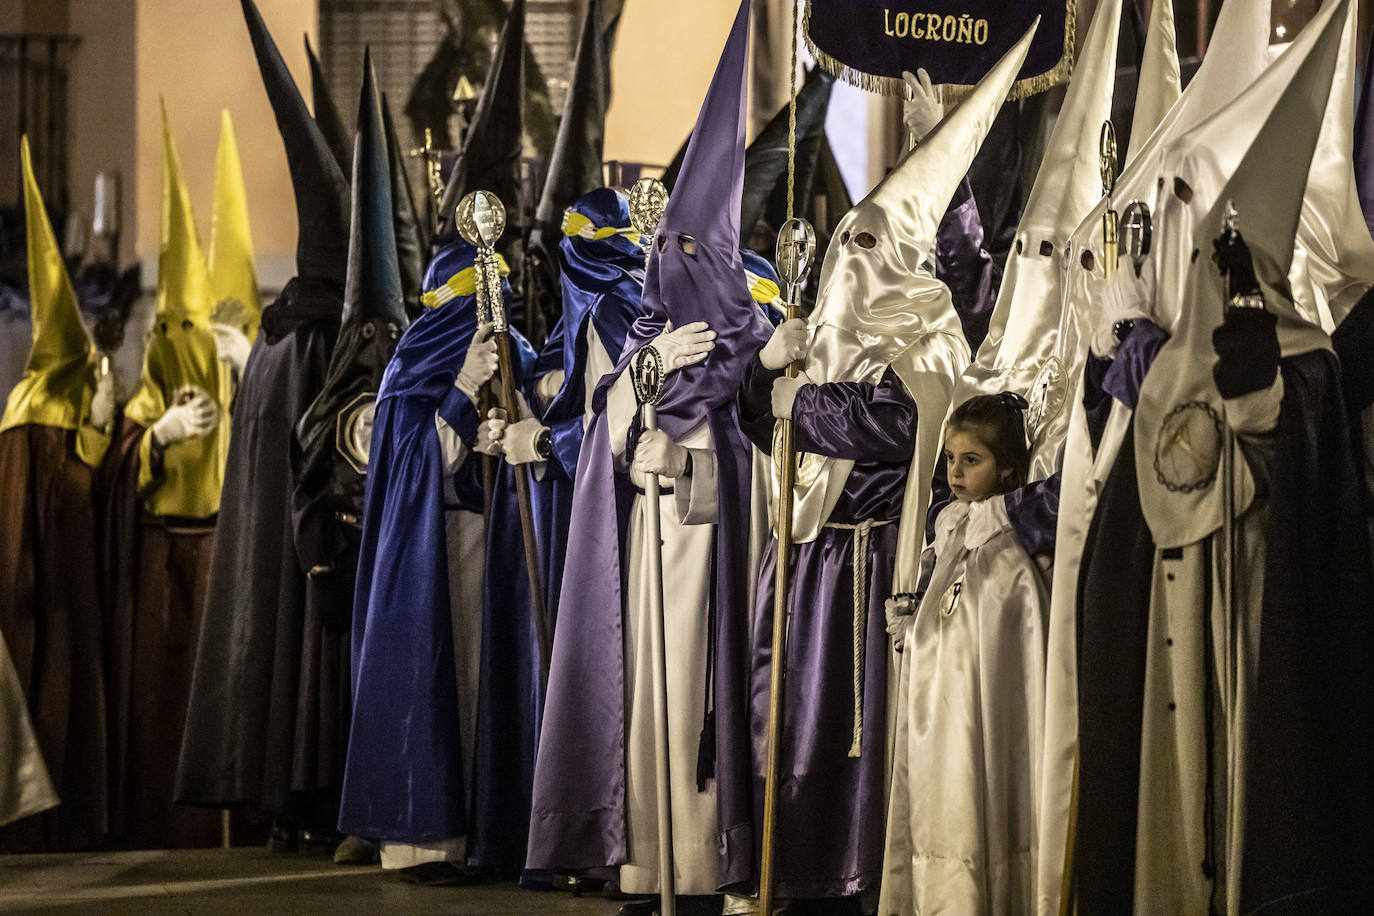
left=804, top=0, right=1076, bottom=99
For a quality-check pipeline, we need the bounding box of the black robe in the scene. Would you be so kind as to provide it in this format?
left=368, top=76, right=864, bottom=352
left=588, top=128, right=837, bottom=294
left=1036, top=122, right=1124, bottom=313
left=174, top=280, right=339, bottom=824
left=1074, top=349, right=1374, bottom=913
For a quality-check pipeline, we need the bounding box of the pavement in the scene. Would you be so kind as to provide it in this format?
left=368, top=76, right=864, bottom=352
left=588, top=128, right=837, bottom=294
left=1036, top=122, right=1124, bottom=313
left=0, top=847, right=630, bottom=915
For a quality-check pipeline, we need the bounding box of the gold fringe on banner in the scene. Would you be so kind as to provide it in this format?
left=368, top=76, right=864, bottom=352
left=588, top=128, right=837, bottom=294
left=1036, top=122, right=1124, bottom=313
left=803, top=0, right=1077, bottom=101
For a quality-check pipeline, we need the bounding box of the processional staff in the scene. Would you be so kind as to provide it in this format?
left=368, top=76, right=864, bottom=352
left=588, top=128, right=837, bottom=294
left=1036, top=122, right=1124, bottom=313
left=627, top=175, right=677, bottom=916
left=456, top=189, right=552, bottom=684
left=759, top=7, right=817, bottom=909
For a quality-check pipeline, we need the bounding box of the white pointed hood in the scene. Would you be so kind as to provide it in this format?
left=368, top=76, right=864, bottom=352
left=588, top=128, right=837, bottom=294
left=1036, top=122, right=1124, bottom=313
left=1133, top=0, right=1348, bottom=549
left=1291, top=0, right=1374, bottom=329
left=953, top=0, right=1122, bottom=480
left=1126, top=0, right=1181, bottom=163
left=1046, top=0, right=1273, bottom=467
left=784, top=24, right=1035, bottom=595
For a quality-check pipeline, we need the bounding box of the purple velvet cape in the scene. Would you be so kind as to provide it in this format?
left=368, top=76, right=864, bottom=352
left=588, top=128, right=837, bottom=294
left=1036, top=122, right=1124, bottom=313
left=527, top=0, right=770, bottom=889
left=525, top=249, right=772, bottom=889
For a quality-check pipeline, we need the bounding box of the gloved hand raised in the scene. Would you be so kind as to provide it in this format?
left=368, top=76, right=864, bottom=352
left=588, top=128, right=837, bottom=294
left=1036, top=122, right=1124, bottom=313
left=632, top=428, right=690, bottom=479
left=759, top=317, right=808, bottom=370
left=645, top=321, right=716, bottom=375
left=902, top=68, right=943, bottom=145
left=211, top=323, right=253, bottom=377
left=151, top=386, right=218, bottom=446
left=455, top=322, right=498, bottom=402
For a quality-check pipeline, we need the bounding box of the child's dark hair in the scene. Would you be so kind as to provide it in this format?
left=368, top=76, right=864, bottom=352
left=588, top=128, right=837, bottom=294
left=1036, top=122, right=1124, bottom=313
left=947, top=392, right=1031, bottom=493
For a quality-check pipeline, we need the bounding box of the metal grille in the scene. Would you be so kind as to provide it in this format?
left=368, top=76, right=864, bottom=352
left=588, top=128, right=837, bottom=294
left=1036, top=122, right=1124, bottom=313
left=1, top=35, right=79, bottom=213
left=318, top=0, right=578, bottom=141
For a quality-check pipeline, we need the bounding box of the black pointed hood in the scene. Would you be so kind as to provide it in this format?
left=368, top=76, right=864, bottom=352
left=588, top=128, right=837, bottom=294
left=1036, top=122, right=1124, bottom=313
left=306, top=33, right=353, bottom=178
left=437, top=0, right=526, bottom=232
left=344, top=50, right=406, bottom=328
left=240, top=0, right=350, bottom=289
left=533, top=0, right=619, bottom=234
left=381, top=91, right=427, bottom=313
left=742, top=67, right=835, bottom=252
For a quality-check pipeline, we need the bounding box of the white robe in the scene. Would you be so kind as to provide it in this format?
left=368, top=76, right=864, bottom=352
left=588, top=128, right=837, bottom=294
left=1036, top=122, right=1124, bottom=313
left=1131, top=379, right=1279, bottom=914
left=882, top=499, right=1050, bottom=916
left=605, top=373, right=723, bottom=895
left=1035, top=385, right=1133, bottom=914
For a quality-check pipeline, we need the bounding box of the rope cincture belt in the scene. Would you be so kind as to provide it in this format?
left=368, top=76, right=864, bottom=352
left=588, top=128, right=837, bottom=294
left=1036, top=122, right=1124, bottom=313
left=420, top=253, right=512, bottom=310
left=823, top=516, right=894, bottom=758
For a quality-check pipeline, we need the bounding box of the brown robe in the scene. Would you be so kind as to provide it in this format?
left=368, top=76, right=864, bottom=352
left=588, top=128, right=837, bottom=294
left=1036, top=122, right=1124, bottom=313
left=99, top=417, right=220, bottom=849
left=0, top=424, right=109, bottom=852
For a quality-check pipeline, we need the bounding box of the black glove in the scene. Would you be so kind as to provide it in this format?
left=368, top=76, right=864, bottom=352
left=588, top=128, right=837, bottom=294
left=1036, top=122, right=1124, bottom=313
left=1212, top=308, right=1279, bottom=399
left=1212, top=230, right=1261, bottom=298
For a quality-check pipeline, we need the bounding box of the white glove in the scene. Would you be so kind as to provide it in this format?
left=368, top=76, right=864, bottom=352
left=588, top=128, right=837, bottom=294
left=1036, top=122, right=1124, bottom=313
left=885, top=594, right=917, bottom=651
left=902, top=69, right=943, bottom=145
left=211, top=323, right=252, bottom=377
left=89, top=369, right=116, bottom=431
left=759, top=317, right=808, bottom=371
left=647, top=320, right=716, bottom=375
left=475, top=405, right=504, bottom=456
left=485, top=407, right=549, bottom=465
left=455, top=322, right=498, bottom=402
left=151, top=386, right=218, bottom=446
left=536, top=369, right=566, bottom=408
left=770, top=371, right=813, bottom=420
left=1092, top=260, right=1155, bottom=357
left=632, top=428, right=690, bottom=479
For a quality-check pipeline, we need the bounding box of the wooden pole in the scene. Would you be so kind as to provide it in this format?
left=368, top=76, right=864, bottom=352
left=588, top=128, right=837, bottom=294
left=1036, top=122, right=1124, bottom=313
left=492, top=331, right=552, bottom=684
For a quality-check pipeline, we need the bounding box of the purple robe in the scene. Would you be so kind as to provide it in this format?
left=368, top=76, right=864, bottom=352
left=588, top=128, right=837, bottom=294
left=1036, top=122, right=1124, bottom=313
left=737, top=357, right=917, bottom=898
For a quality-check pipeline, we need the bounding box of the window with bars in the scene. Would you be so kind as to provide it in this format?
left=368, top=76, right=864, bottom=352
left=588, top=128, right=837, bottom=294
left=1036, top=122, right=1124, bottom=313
left=319, top=0, right=578, bottom=198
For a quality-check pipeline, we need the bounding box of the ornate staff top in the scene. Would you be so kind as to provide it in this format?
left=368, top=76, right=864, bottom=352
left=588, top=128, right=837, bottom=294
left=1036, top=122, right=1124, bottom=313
left=457, top=189, right=508, bottom=328
left=775, top=216, right=816, bottom=312
left=1100, top=119, right=1119, bottom=279
left=628, top=177, right=669, bottom=265
left=626, top=177, right=669, bottom=407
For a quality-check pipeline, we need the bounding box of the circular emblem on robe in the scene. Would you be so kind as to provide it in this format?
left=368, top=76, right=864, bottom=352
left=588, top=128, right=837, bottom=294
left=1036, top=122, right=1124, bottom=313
left=1153, top=400, right=1223, bottom=493
left=337, top=392, right=377, bottom=475
left=1026, top=357, right=1067, bottom=438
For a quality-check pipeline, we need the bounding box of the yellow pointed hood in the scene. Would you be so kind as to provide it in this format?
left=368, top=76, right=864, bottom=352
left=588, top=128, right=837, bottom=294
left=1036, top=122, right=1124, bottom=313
left=122, top=104, right=230, bottom=519
left=157, top=101, right=214, bottom=325
left=208, top=109, right=262, bottom=340
left=0, top=136, right=97, bottom=435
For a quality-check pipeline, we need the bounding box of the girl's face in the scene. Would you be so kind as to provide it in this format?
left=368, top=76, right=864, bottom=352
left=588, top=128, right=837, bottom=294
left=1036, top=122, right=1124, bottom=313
left=945, top=428, right=1008, bottom=502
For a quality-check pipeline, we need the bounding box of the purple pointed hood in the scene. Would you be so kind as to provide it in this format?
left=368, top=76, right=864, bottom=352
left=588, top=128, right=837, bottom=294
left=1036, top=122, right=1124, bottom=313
left=615, top=0, right=770, bottom=438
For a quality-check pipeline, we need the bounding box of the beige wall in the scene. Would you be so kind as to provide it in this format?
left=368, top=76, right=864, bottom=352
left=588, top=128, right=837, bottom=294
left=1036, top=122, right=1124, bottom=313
left=603, top=0, right=744, bottom=170
left=68, top=0, right=137, bottom=266
left=132, top=0, right=317, bottom=288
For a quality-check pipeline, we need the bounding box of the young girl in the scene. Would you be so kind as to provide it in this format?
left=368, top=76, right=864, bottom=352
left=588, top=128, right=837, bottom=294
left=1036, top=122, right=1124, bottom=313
left=880, top=393, right=1051, bottom=916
